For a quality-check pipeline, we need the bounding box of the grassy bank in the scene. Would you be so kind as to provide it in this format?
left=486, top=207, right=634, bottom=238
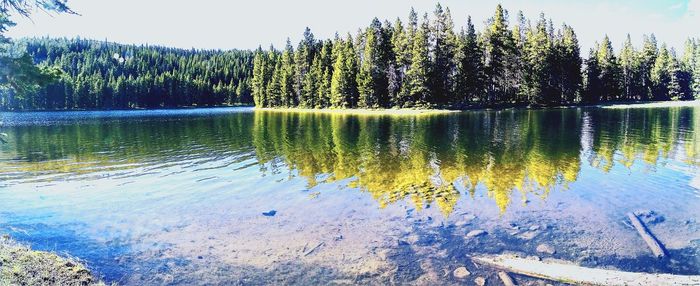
left=0, top=235, right=107, bottom=285
left=255, top=107, right=458, bottom=116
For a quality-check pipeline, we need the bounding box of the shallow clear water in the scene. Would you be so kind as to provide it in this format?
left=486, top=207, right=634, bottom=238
left=1, top=107, right=699, bottom=285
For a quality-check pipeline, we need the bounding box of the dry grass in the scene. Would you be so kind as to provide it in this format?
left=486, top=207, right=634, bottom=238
left=0, top=235, right=109, bottom=286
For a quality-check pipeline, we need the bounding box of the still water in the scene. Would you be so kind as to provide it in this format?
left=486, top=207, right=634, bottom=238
left=1, top=107, right=699, bottom=285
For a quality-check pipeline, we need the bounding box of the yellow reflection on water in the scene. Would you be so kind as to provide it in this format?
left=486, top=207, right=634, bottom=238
left=1, top=107, right=698, bottom=215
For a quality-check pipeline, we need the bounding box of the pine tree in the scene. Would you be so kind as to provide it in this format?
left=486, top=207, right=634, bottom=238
left=583, top=48, right=602, bottom=103
left=651, top=44, right=672, bottom=101
left=619, top=34, right=641, bottom=100
left=301, top=56, right=319, bottom=108
left=405, top=13, right=431, bottom=107
left=484, top=4, right=517, bottom=104
left=559, top=24, right=582, bottom=103
left=357, top=18, right=387, bottom=108
left=455, top=16, right=484, bottom=105
left=694, top=42, right=700, bottom=98
left=523, top=14, right=553, bottom=105
left=314, top=40, right=333, bottom=108
left=252, top=48, right=268, bottom=107
left=668, top=50, right=682, bottom=100
left=511, top=11, right=527, bottom=103
left=294, top=27, right=316, bottom=106
left=597, top=36, right=622, bottom=101
left=680, top=39, right=696, bottom=100
left=430, top=4, right=457, bottom=105
left=330, top=35, right=358, bottom=108
left=280, top=39, right=296, bottom=107
left=639, top=34, right=658, bottom=100
left=266, top=59, right=283, bottom=107
left=390, top=18, right=408, bottom=106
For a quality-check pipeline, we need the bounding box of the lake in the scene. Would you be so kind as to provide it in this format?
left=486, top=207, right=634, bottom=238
left=1, top=106, right=699, bottom=285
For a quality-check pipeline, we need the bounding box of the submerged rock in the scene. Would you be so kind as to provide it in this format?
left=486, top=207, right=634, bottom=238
left=474, top=276, right=486, bottom=286
left=536, top=244, right=556, bottom=255
left=634, top=210, right=665, bottom=224
left=452, top=266, right=471, bottom=279
left=466, top=230, right=487, bottom=238
left=519, top=230, right=540, bottom=240
left=454, top=214, right=477, bottom=226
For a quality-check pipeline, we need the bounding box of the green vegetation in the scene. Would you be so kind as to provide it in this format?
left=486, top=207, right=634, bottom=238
left=0, top=0, right=254, bottom=111
left=1, top=38, right=255, bottom=110
left=0, top=235, right=106, bottom=285
left=254, top=4, right=700, bottom=109
left=3, top=3, right=699, bottom=111
left=0, top=2, right=66, bottom=110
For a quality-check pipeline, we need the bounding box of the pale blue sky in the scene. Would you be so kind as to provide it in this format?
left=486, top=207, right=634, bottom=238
left=7, top=0, right=700, bottom=52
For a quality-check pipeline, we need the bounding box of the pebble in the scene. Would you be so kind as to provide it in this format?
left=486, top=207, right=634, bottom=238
left=466, top=230, right=487, bottom=238
left=455, top=214, right=477, bottom=226
left=406, top=234, right=420, bottom=244
left=453, top=267, right=471, bottom=279
left=262, top=210, right=277, bottom=217
left=474, top=277, right=486, bottom=286
left=536, top=243, right=556, bottom=255
left=519, top=230, right=540, bottom=240
left=377, top=249, right=391, bottom=261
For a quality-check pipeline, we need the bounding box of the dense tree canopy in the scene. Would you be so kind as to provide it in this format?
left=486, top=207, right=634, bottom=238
left=254, top=4, right=699, bottom=110
left=1, top=0, right=73, bottom=109
left=1, top=38, right=254, bottom=110
left=2, top=3, right=700, bottom=111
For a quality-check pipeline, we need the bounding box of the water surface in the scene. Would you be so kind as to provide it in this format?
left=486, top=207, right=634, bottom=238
left=1, top=107, right=699, bottom=284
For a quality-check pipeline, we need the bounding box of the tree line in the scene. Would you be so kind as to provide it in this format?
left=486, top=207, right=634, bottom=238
left=3, top=3, right=700, bottom=111
left=253, top=4, right=700, bottom=109
left=1, top=37, right=255, bottom=110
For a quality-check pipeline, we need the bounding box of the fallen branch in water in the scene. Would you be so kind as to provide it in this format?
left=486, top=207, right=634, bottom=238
left=472, top=254, right=700, bottom=286
left=304, top=242, right=325, bottom=256
left=627, top=212, right=666, bottom=258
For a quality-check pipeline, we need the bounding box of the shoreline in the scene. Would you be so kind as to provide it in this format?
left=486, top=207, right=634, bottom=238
left=0, top=235, right=106, bottom=285
left=256, top=100, right=700, bottom=116
left=1, top=100, right=698, bottom=115
left=255, top=107, right=458, bottom=116
left=597, top=100, right=700, bottom=109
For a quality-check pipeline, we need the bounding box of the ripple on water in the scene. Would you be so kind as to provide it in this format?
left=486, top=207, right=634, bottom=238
left=0, top=107, right=699, bottom=284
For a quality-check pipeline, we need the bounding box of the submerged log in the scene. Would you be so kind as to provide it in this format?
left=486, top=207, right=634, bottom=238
left=497, top=271, right=517, bottom=286
left=473, top=254, right=700, bottom=286
left=627, top=212, right=666, bottom=258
